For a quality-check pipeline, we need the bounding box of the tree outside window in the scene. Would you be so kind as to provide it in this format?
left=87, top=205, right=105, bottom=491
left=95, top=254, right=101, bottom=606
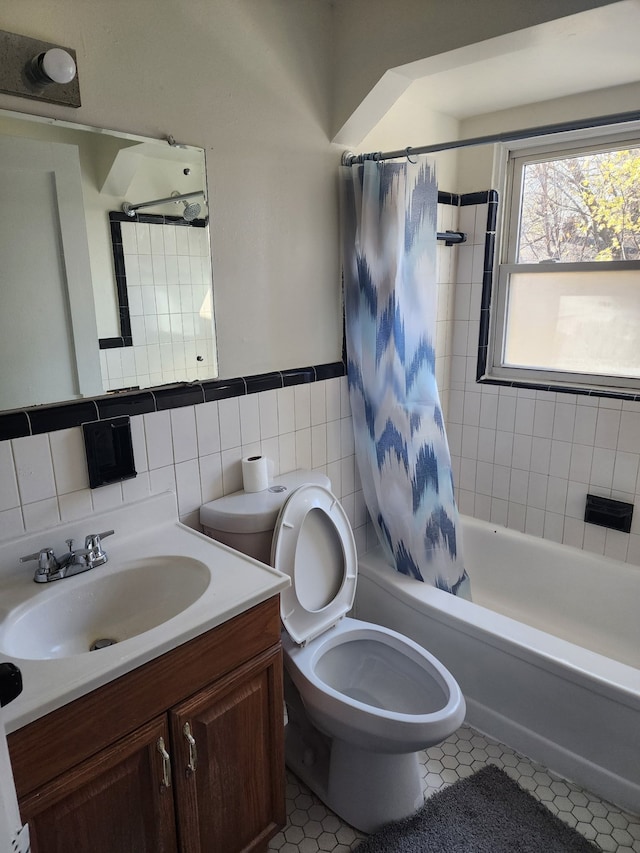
left=517, top=148, right=640, bottom=263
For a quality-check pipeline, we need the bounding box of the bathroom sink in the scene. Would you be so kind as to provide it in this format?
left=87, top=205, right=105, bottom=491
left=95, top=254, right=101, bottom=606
left=0, top=492, right=290, bottom=732
left=0, top=555, right=211, bottom=660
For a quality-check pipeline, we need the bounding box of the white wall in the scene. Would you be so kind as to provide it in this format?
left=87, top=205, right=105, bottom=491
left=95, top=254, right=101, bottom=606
left=456, top=80, right=640, bottom=193
left=355, top=83, right=461, bottom=191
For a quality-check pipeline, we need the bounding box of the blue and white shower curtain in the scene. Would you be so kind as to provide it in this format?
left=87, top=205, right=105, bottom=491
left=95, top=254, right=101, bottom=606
left=342, top=157, right=469, bottom=596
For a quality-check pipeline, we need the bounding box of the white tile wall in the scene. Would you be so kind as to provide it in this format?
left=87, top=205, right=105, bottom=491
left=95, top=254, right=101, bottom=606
left=434, top=201, right=458, bottom=416
left=0, top=377, right=367, bottom=555
left=444, top=198, right=640, bottom=571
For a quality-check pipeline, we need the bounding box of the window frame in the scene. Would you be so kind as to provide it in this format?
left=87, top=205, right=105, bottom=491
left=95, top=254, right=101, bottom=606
left=484, top=122, right=640, bottom=397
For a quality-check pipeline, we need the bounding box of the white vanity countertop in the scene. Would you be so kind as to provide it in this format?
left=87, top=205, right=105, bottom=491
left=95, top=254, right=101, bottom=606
left=0, top=492, right=289, bottom=733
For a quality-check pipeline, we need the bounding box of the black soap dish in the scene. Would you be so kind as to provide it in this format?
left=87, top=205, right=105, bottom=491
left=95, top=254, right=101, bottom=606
left=82, top=416, right=137, bottom=489
left=584, top=493, right=633, bottom=534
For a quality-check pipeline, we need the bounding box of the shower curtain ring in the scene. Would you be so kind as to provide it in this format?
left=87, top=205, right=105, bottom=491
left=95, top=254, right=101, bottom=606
left=405, top=147, right=418, bottom=164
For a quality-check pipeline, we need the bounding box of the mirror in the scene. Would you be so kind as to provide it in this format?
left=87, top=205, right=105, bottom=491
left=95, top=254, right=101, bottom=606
left=0, top=109, right=217, bottom=412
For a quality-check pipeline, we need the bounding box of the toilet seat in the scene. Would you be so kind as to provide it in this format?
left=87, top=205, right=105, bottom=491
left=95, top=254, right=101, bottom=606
left=271, top=484, right=357, bottom=645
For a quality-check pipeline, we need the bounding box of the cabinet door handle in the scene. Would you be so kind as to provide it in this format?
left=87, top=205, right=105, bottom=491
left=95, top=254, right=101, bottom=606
left=157, top=737, right=172, bottom=789
left=183, top=722, right=198, bottom=774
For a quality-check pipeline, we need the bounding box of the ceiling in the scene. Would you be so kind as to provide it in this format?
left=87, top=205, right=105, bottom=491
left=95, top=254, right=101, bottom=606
left=397, top=0, right=640, bottom=119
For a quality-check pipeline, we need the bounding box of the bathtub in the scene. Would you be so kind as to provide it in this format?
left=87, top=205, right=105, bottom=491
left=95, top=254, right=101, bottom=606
left=355, top=516, right=640, bottom=814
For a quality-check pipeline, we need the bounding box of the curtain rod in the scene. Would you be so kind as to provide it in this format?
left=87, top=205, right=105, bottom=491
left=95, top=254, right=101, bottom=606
left=341, top=109, right=640, bottom=166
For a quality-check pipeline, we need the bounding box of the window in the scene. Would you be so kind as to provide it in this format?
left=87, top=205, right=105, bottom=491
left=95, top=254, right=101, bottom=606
left=487, top=129, right=640, bottom=396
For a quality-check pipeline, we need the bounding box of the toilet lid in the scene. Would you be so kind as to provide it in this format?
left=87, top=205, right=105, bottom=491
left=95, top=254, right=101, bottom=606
left=271, top=484, right=357, bottom=645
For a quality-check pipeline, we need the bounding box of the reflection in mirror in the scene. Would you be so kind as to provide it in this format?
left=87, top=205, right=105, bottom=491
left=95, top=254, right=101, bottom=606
left=104, top=213, right=216, bottom=391
left=0, top=110, right=217, bottom=412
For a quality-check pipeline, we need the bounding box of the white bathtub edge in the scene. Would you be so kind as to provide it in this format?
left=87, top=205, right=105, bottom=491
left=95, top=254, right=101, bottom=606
left=465, top=696, right=640, bottom=816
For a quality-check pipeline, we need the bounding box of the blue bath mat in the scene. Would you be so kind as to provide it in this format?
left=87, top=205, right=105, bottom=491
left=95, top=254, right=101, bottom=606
left=354, top=764, right=599, bottom=852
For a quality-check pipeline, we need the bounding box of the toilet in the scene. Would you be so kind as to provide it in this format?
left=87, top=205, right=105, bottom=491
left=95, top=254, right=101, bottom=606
left=200, top=471, right=465, bottom=833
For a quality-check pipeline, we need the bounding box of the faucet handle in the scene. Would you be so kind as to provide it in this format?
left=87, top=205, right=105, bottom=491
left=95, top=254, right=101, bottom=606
left=20, top=547, right=59, bottom=580
left=20, top=547, right=57, bottom=567
left=84, top=530, right=115, bottom=551
left=83, top=530, right=114, bottom=568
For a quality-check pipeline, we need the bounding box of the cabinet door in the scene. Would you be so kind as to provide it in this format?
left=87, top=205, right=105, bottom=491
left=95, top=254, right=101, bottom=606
left=171, top=646, right=285, bottom=853
left=20, top=716, right=178, bottom=853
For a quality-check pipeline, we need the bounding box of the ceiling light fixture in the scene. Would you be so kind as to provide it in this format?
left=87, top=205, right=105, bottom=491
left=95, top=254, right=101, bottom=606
left=0, top=30, right=81, bottom=107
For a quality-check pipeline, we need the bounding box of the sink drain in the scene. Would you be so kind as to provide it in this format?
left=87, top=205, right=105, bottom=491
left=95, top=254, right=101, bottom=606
left=90, top=638, right=118, bottom=651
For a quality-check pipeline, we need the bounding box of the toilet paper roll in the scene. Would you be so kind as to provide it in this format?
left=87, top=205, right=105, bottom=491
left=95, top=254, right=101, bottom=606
left=242, top=455, right=270, bottom=492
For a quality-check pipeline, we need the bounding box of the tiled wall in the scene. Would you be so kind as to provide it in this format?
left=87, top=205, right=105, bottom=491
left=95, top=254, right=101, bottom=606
left=0, top=376, right=368, bottom=554
left=434, top=197, right=459, bottom=417
left=445, top=197, right=640, bottom=570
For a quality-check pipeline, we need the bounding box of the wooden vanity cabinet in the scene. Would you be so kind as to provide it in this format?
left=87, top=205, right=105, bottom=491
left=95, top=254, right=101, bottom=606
left=171, top=650, right=283, bottom=852
left=8, top=598, right=285, bottom=853
left=18, top=716, right=178, bottom=853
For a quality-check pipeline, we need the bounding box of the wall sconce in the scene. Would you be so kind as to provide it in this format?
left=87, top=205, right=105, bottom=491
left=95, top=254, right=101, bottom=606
left=0, top=30, right=80, bottom=108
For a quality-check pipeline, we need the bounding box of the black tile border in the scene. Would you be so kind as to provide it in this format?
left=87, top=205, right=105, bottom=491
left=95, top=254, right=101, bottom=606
left=282, top=367, right=316, bottom=386
left=96, top=392, right=157, bottom=420
left=153, top=384, right=205, bottom=411
left=0, top=361, right=347, bottom=441
left=202, top=377, right=247, bottom=402
left=100, top=216, right=132, bottom=351
left=486, top=189, right=499, bottom=231
left=437, top=190, right=460, bottom=206
left=29, top=402, right=100, bottom=436
left=314, top=362, right=346, bottom=382
left=109, top=211, right=207, bottom=229
left=99, top=336, right=132, bottom=350
left=0, top=411, right=31, bottom=442
left=460, top=190, right=490, bottom=206
left=476, top=375, right=640, bottom=400
left=245, top=372, right=283, bottom=395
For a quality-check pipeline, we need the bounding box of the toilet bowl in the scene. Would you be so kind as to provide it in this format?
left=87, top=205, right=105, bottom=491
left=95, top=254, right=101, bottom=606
left=282, top=619, right=464, bottom=754
left=200, top=472, right=466, bottom=833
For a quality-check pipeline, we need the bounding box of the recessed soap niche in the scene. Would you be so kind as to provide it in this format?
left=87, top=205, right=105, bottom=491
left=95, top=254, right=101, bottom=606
left=82, top=416, right=136, bottom=489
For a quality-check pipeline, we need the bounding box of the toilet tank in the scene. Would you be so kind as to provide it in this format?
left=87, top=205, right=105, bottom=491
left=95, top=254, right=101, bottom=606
left=200, top=470, right=330, bottom=563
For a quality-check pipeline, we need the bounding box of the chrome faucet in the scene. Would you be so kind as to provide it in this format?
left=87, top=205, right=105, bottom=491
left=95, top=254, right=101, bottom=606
left=20, top=530, right=115, bottom=583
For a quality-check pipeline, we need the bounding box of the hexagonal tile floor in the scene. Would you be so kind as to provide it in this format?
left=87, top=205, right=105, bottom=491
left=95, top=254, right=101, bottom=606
left=268, top=724, right=640, bottom=852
